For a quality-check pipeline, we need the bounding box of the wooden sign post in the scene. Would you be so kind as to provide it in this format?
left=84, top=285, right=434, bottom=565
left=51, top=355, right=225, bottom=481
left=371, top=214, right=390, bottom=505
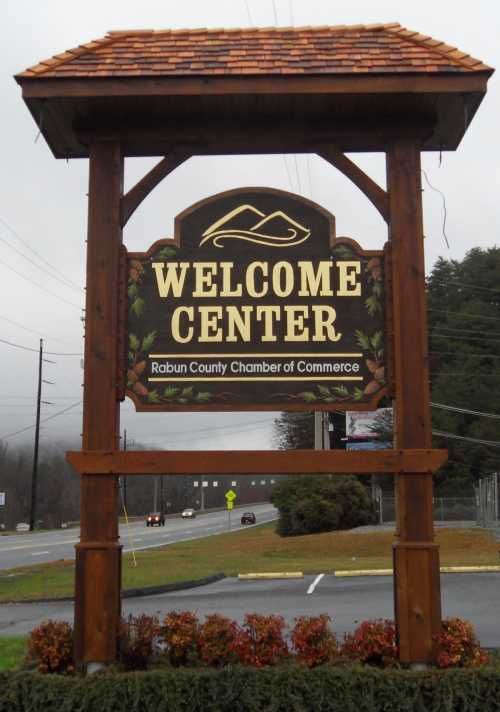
left=16, top=23, right=492, bottom=669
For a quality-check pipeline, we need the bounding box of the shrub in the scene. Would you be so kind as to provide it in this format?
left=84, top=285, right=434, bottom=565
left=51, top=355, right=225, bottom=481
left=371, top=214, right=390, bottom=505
left=289, top=495, right=342, bottom=536
left=341, top=619, right=397, bottom=666
left=271, top=475, right=374, bottom=537
left=119, top=614, right=160, bottom=670
left=4, top=666, right=500, bottom=712
left=435, top=617, right=489, bottom=668
left=291, top=615, right=337, bottom=667
left=197, top=614, right=239, bottom=667
left=159, top=611, right=199, bottom=667
left=233, top=613, right=289, bottom=667
left=27, top=620, right=74, bottom=674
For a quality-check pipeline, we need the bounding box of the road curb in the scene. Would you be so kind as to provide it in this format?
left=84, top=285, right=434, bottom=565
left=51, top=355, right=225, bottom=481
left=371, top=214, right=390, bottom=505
left=334, top=565, right=500, bottom=578
left=0, top=572, right=226, bottom=605
left=238, top=572, right=303, bottom=580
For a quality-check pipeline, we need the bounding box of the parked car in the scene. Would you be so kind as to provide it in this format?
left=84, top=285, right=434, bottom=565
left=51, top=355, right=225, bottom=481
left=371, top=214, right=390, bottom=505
left=181, top=508, right=196, bottom=519
left=146, top=512, right=165, bottom=527
left=241, top=512, right=256, bottom=525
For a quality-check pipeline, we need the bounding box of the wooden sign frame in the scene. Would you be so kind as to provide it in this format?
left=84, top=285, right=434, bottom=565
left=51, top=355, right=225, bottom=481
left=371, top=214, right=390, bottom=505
left=62, top=134, right=445, bottom=668
left=27, top=37, right=495, bottom=667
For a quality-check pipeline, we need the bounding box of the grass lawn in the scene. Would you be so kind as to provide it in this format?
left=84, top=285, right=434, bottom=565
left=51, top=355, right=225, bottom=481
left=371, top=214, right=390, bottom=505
left=0, top=524, right=499, bottom=603
left=0, top=637, right=27, bottom=671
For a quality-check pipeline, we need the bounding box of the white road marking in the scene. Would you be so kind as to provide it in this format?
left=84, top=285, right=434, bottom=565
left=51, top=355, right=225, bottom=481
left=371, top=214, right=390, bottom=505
left=31, top=551, right=50, bottom=556
left=0, top=539, right=78, bottom=553
left=307, top=573, right=325, bottom=595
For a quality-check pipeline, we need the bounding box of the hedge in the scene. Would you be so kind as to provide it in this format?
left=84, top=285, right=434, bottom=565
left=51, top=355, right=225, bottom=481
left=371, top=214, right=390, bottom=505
left=2, top=666, right=500, bottom=712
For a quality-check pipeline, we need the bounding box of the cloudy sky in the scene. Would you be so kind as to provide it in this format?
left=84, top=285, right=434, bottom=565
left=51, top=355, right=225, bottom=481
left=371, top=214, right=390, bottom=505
left=0, top=0, right=498, bottom=453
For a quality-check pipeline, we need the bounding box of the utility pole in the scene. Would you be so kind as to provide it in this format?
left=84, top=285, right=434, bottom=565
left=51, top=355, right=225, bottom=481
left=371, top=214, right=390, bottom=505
left=153, top=476, right=158, bottom=512
left=122, top=429, right=128, bottom=511
left=29, top=339, right=43, bottom=532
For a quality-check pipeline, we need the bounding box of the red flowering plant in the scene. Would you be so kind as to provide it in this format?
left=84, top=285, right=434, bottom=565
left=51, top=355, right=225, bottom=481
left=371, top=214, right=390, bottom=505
left=434, top=617, right=489, bottom=668
left=27, top=620, right=75, bottom=674
left=159, top=611, right=200, bottom=667
left=197, top=614, right=240, bottom=667
left=341, top=619, right=398, bottom=667
left=232, top=613, right=289, bottom=667
left=119, top=614, right=160, bottom=670
left=291, top=615, right=338, bottom=667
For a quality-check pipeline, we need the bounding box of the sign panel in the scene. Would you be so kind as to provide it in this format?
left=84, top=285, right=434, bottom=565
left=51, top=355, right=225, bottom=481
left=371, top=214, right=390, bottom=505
left=346, top=408, right=393, bottom=441
left=225, top=489, right=237, bottom=501
left=0, top=492, right=5, bottom=506
left=126, top=188, right=387, bottom=412
left=227, top=501, right=234, bottom=511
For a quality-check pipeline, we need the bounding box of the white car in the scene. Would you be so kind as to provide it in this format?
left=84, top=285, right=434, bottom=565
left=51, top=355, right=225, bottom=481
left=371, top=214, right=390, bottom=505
left=181, top=508, right=196, bottom=519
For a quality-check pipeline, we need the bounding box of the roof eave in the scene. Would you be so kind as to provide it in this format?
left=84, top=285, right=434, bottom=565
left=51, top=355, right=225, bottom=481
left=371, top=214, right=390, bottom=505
left=16, top=69, right=493, bottom=99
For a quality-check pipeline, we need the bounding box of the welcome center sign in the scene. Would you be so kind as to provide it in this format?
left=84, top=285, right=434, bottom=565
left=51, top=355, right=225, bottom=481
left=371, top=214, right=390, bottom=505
left=126, top=188, right=388, bottom=411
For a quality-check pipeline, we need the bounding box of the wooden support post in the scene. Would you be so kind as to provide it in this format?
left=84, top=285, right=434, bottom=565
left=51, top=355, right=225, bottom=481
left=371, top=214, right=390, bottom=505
left=74, top=142, right=123, bottom=665
left=387, top=139, right=441, bottom=664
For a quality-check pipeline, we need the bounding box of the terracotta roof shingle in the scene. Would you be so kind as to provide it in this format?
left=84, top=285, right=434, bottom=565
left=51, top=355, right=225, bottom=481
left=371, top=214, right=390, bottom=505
left=17, top=23, right=492, bottom=79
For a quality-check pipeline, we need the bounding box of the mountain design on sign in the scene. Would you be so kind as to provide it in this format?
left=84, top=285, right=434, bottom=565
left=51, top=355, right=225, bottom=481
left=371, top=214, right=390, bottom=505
left=200, top=204, right=311, bottom=248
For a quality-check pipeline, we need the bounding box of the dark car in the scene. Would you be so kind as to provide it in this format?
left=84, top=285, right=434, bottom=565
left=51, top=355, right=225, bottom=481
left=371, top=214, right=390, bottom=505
left=146, top=512, right=165, bottom=527
left=241, top=512, right=256, bottom=525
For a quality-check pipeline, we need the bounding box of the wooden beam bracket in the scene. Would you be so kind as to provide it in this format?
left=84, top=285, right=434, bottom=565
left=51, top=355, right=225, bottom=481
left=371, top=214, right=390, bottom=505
left=121, top=151, right=191, bottom=226
left=318, top=145, right=389, bottom=222
left=66, top=448, right=447, bottom=476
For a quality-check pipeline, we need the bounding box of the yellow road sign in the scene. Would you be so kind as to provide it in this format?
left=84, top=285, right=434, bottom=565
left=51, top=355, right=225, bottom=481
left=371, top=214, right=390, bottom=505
left=227, top=501, right=234, bottom=510
left=225, top=489, right=237, bottom=501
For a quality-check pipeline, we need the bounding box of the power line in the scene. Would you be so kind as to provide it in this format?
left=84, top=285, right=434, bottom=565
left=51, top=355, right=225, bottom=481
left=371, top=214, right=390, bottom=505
left=431, top=332, right=500, bottom=344
left=421, top=169, right=449, bottom=249
left=293, top=154, right=302, bottom=193
left=0, top=335, right=82, bottom=356
left=0, top=401, right=82, bottom=440
left=271, top=0, right=278, bottom=24
left=434, top=279, right=500, bottom=294
left=431, top=326, right=500, bottom=338
left=282, top=155, right=294, bottom=191
left=432, top=430, right=500, bottom=449
left=431, top=402, right=500, bottom=420
left=0, top=215, right=82, bottom=292
left=244, top=0, right=253, bottom=24
left=0, top=314, right=71, bottom=345
left=0, top=231, right=82, bottom=294
left=428, top=308, right=500, bottom=322
left=429, top=372, right=500, bottom=377
left=429, top=351, right=500, bottom=360
left=306, top=156, right=314, bottom=199
left=0, top=254, right=82, bottom=309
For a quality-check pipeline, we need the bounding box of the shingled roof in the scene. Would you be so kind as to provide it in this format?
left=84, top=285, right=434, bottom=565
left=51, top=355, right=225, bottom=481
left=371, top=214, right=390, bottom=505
left=18, top=23, right=492, bottom=79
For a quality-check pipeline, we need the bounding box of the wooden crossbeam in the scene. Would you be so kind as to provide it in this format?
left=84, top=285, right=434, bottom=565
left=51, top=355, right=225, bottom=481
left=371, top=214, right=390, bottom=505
left=66, top=449, right=447, bottom=476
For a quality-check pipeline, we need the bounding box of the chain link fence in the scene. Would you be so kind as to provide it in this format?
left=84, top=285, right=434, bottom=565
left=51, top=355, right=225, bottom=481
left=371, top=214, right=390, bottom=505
left=373, top=490, right=478, bottom=524
left=476, top=473, right=499, bottom=528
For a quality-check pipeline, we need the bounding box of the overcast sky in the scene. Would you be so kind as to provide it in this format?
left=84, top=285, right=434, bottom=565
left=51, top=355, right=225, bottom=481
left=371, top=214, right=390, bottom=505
left=0, top=0, right=498, bottom=453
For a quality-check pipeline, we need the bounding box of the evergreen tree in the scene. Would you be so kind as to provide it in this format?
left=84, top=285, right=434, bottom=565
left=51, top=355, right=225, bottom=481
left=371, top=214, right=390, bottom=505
left=428, top=247, right=500, bottom=494
left=273, top=411, right=314, bottom=449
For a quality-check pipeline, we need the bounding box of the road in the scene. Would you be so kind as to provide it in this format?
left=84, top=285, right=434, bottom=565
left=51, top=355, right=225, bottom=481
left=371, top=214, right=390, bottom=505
left=1, top=572, right=499, bottom=646
left=0, top=503, right=277, bottom=570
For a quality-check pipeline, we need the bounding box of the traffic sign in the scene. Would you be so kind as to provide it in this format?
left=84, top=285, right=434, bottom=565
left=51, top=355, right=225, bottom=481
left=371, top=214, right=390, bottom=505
left=225, top=489, right=237, bottom=501
left=0, top=493, right=5, bottom=506
left=227, top=501, right=234, bottom=510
